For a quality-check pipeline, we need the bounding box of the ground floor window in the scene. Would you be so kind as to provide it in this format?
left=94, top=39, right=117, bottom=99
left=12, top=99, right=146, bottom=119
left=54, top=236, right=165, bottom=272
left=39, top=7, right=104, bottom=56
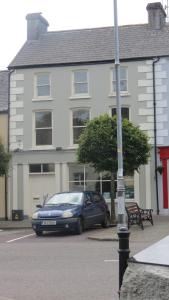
left=68, top=163, right=134, bottom=199
left=29, top=163, right=55, bottom=174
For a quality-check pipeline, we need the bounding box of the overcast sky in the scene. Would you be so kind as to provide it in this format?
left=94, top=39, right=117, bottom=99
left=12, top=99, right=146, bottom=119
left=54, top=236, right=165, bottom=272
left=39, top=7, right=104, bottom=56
left=0, top=0, right=167, bottom=69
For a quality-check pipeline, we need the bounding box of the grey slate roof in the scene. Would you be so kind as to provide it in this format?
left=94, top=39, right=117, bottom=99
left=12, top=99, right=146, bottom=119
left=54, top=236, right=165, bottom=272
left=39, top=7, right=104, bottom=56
left=8, top=23, right=169, bottom=69
left=0, top=71, right=8, bottom=112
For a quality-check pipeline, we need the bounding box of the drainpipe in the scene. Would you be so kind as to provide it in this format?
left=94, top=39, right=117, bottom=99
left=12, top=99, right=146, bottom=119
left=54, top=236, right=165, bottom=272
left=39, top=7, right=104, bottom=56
left=5, top=69, right=15, bottom=220
left=152, top=57, right=160, bottom=215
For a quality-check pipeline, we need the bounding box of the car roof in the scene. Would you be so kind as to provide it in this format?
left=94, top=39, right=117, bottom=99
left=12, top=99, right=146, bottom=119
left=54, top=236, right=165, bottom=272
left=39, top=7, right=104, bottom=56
left=53, top=191, right=100, bottom=195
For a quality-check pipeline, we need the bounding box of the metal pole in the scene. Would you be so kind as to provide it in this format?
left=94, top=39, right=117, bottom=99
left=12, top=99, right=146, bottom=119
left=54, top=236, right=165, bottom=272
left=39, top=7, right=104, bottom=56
left=113, top=0, right=126, bottom=228
left=113, top=0, right=130, bottom=294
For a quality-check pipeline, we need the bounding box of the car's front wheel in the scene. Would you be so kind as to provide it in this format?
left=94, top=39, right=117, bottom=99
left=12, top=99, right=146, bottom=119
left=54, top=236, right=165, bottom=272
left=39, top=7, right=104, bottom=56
left=101, top=213, right=111, bottom=228
left=75, top=218, right=83, bottom=235
left=35, top=230, right=43, bottom=236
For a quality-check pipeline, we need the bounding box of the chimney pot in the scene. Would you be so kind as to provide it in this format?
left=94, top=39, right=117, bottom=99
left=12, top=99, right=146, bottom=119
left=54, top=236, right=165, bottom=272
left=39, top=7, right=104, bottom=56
left=147, top=2, right=166, bottom=30
left=26, top=13, right=49, bottom=40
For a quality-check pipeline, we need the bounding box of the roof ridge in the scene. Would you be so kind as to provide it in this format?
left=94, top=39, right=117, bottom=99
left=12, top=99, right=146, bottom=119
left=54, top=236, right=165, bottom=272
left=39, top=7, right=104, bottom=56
left=47, top=27, right=113, bottom=34
left=45, top=23, right=149, bottom=35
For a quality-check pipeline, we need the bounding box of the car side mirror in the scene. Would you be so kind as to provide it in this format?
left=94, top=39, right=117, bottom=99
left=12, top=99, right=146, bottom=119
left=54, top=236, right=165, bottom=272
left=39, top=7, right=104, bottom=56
left=36, top=204, right=42, bottom=208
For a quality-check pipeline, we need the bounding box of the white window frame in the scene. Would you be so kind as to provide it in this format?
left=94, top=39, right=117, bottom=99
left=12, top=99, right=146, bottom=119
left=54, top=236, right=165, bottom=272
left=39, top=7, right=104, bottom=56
left=29, top=163, right=55, bottom=174
left=71, top=70, right=90, bottom=98
left=68, top=164, right=134, bottom=200
left=33, top=73, right=52, bottom=100
left=110, top=66, right=128, bottom=95
left=70, top=108, right=90, bottom=146
left=33, top=110, right=53, bottom=150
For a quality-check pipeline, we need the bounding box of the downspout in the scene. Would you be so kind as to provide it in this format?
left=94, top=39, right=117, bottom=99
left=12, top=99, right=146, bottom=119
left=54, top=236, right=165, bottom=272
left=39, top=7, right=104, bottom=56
left=152, top=57, right=160, bottom=215
left=5, top=69, right=14, bottom=220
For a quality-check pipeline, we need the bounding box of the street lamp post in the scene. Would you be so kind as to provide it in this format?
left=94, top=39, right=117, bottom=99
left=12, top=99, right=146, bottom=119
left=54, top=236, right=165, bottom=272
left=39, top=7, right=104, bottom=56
left=113, top=0, right=130, bottom=293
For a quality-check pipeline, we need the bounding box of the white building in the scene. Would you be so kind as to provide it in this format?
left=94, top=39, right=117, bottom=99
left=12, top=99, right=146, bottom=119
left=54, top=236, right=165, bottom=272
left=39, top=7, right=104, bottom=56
left=7, top=2, right=169, bottom=218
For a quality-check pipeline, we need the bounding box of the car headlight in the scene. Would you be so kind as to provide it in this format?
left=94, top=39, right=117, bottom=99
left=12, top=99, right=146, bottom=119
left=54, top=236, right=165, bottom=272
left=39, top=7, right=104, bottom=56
left=62, top=210, right=73, bottom=218
left=32, top=212, right=39, bottom=220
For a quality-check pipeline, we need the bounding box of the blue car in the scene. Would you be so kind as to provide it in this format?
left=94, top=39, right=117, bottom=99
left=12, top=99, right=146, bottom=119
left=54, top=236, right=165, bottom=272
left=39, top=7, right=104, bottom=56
left=32, top=191, right=110, bottom=236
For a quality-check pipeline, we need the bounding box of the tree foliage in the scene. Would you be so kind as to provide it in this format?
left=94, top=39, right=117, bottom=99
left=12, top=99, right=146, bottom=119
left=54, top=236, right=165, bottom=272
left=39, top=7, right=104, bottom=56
left=77, top=114, right=151, bottom=224
left=77, top=114, right=151, bottom=175
left=0, top=142, right=11, bottom=176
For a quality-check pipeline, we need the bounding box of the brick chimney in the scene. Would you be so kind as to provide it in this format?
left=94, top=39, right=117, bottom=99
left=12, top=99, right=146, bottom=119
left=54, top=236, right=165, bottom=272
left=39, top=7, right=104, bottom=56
left=146, top=2, right=166, bottom=30
left=26, top=13, right=49, bottom=40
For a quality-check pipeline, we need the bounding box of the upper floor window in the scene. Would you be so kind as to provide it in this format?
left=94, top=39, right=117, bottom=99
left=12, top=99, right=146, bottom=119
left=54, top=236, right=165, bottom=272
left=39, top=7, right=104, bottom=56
left=111, top=67, right=128, bottom=94
left=73, top=70, right=89, bottom=95
left=111, top=107, right=129, bottom=120
left=35, top=111, right=52, bottom=146
left=35, top=73, right=50, bottom=98
left=72, top=109, right=90, bottom=144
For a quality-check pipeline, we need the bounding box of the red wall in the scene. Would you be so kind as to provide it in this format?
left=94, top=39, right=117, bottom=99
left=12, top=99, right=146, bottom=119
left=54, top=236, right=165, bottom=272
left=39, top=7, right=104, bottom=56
left=159, top=147, right=169, bottom=209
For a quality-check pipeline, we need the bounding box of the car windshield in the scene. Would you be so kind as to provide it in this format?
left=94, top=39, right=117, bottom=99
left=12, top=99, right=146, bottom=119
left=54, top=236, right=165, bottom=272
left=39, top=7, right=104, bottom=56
left=45, top=192, right=83, bottom=206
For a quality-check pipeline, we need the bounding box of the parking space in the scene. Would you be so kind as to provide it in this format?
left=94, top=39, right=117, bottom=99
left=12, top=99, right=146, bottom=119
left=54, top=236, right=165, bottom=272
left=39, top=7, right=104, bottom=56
left=0, top=229, right=118, bottom=300
left=0, top=229, right=34, bottom=244
left=0, top=227, right=106, bottom=244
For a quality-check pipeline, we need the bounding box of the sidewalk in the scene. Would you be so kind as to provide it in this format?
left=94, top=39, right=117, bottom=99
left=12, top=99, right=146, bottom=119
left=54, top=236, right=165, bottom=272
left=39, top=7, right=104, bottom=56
left=0, top=215, right=168, bottom=245
left=87, top=215, right=169, bottom=243
left=0, top=218, right=31, bottom=229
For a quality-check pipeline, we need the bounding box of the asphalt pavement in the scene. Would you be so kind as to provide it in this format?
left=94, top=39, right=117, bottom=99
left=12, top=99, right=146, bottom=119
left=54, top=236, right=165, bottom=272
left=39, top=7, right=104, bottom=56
left=0, top=215, right=168, bottom=300
left=0, top=215, right=169, bottom=245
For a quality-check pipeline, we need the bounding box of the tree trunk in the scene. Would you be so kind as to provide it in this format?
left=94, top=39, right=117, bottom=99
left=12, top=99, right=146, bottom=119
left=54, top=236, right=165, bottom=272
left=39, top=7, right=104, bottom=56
left=110, top=172, right=117, bottom=225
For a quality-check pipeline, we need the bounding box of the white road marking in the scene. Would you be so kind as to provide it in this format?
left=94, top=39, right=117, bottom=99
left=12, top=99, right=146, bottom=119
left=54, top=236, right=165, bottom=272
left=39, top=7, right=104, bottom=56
left=6, top=233, right=35, bottom=243
left=104, top=259, right=119, bottom=262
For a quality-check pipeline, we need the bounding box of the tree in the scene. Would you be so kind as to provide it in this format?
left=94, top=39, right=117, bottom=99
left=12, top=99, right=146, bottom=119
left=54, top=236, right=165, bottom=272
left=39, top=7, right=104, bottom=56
left=0, top=142, right=11, bottom=176
left=77, top=114, right=151, bottom=224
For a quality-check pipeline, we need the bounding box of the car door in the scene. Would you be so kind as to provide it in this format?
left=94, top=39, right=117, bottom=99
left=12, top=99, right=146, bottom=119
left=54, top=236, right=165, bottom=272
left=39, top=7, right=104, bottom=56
left=82, top=192, right=96, bottom=228
left=91, top=192, right=105, bottom=224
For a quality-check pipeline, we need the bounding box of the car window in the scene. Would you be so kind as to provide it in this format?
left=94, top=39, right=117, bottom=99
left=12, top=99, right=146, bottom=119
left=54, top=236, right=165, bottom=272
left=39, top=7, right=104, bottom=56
left=93, top=193, right=102, bottom=203
left=45, top=192, right=83, bottom=205
left=84, top=192, right=93, bottom=204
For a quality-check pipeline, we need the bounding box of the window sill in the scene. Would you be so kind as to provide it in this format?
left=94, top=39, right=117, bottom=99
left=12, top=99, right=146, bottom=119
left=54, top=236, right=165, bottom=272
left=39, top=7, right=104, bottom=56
left=31, top=146, right=55, bottom=151
left=69, top=95, right=91, bottom=100
left=66, top=145, right=78, bottom=150
left=108, top=92, right=130, bottom=97
left=29, top=172, right=55, bottom=175
left=32, top=97, right=53, bottom=102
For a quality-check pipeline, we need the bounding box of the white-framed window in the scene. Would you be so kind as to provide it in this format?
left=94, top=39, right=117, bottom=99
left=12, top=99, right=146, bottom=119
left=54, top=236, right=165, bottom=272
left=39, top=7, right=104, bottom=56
left=35, top=73, right=51, bottom=98
left=73, top=172, right=85, bottom=186
left=29, top=163, right=55, bottom=174
left=72, top=108, right=90, bottom=144
left=111, top=107, right=129, bottom=120
left=34, top=111, right=52, bottom=146
left=72, top=70, right=89, bottom=96
left=111, top=66, right=128, bottom=94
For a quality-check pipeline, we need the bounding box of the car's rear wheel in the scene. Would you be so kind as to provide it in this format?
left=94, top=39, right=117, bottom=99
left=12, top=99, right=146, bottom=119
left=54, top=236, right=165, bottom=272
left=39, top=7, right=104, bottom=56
left=35, top=230, right=43, bottom=236
left=101, top=213, right=111, bottom=228
left=75, top=218, right=83, bottom=235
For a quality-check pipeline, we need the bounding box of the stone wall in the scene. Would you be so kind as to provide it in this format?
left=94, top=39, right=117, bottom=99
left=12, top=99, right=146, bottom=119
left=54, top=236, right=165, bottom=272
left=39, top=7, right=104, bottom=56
left=120, top=262, right=169, bottom=300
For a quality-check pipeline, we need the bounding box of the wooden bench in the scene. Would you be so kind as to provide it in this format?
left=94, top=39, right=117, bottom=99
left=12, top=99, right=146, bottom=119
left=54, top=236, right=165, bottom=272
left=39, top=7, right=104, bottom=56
left=125, top=202, right=153, bottom=230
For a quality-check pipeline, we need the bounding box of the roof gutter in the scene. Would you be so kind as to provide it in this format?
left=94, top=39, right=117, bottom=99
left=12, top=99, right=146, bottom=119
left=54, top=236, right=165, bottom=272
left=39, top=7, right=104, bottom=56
left=8, top=55, right=169, bottom=70
left=152, top=57, right=160, bottom=215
